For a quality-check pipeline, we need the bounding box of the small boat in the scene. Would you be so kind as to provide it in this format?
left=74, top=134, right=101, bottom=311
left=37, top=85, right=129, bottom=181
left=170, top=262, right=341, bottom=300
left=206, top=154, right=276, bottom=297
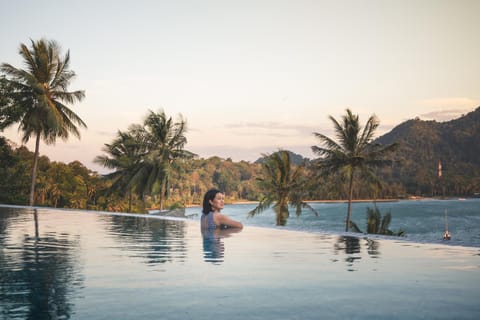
left=443, top=230, right=451, bottom=241
left=443, top=209, right=451, bottom=240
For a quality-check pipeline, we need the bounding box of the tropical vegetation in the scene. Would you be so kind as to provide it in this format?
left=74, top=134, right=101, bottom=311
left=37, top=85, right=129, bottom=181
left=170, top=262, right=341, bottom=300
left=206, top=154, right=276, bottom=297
left=94, top=109, right=194, bottom=212
left=1, top=107, right=479, bottom=215
left=247, top=150, right=317, bottom=225
left=0, top=39, right=86, bottom=206
left=349, top=206, right=405, bottom=236
left=94, top=128, right=145, bottom=212
left=376, top=109, right=480, bottom=198
left=311, top=109, right=398, bottom=232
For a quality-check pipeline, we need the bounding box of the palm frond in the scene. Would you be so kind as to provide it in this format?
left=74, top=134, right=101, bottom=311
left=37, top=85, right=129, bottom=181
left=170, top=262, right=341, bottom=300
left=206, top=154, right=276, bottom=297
left=248, top=197, right=273, bottom=217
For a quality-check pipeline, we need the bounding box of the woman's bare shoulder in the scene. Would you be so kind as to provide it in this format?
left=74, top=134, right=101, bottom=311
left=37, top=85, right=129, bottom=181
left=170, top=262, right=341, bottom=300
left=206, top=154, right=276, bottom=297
left=217, top=213, right=243, bottom=229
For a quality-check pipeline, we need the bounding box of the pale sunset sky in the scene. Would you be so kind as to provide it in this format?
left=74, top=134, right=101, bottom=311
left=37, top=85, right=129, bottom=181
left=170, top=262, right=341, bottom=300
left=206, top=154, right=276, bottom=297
left=1, top=0, right=479, bottom=173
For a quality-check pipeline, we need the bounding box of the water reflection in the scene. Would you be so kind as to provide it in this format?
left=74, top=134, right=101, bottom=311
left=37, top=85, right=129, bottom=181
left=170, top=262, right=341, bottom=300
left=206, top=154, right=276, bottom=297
left=335, top=236, right=361, bottom=254
left=0, top=206, right=26, bottom=243
left=333, top=236, right=381, bottom=271
left=0, top=208, right=83, bottom=320
left=99, top=215, right=189, bottom=265
left=201, top=228, right=242, bottom=264
left=366, top=239, right=381, bottom=257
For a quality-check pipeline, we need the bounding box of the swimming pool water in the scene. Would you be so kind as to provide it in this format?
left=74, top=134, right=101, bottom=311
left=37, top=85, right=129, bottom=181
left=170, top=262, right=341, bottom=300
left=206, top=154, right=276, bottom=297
left=1, top=205, right=479, bottom=319
left=185, top=199, right=480, bottom=247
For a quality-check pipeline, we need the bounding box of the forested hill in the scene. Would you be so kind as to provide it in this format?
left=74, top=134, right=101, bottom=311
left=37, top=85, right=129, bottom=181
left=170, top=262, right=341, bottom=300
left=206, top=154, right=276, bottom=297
left=375, top=106, right=480, bottom=196
left=255, top=150, right=310, bottom=165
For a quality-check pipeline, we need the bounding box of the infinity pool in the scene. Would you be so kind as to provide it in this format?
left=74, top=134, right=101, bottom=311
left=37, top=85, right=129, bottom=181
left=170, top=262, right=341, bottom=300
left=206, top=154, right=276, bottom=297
left=1, top=205, right=479, bottom=319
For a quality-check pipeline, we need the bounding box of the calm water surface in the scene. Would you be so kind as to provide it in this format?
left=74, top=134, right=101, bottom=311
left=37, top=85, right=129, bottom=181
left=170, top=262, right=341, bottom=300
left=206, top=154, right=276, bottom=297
left=1, top=205, right=479, bottom=319
left=185, top=199, right=480, bottom=247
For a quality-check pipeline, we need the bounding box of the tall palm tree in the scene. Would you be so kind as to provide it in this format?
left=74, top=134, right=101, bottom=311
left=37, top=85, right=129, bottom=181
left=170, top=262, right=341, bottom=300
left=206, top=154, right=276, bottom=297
left=311, top=109, right=397, bottom=232
left=1, top=39, right=86, bottom=206
left=248, top=150, right=317, bottom=226
left=94, top=127, right=146, bottom=212
left=135, top=110, right=194, bottom=210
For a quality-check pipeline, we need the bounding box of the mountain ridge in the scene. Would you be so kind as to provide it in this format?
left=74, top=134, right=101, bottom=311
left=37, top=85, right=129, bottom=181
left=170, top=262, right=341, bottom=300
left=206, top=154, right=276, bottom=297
left=373, top=107, right=480, bottom=195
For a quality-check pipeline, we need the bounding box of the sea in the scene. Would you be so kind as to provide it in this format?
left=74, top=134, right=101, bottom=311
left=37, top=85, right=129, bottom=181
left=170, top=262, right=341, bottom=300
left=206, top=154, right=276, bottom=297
left=185, top=198, right=480, bottom=247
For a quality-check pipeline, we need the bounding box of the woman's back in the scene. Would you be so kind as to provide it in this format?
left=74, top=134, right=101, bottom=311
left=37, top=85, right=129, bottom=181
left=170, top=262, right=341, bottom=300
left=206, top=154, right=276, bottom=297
left=201, top=212, right=217, bottom=229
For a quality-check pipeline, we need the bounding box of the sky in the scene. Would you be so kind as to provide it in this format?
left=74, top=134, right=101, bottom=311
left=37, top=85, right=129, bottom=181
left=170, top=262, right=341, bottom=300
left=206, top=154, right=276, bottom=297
left=1, top=0, right=479, bottom=173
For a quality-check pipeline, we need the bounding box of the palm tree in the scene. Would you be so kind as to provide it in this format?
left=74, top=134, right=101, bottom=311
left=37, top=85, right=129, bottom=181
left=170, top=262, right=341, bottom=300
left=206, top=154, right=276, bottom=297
left=95, top=110, right=194, bottom=212
left=248, top=150, right=317, bottom=226
left=1, top=39, right=86, bottom=206
left=311, top=109, right=397, bottom=232
left=135, top=110, right=194, bottom=211
left=350, top=207, right=405, bottom=236
left=94, top=128, right=146, bottom=212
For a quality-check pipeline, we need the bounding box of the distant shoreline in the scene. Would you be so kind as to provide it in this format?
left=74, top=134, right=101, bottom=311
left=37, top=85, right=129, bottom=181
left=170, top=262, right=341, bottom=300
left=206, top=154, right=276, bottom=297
left=307, top=199, right=399, bottom=203
left=182, top=197, right=475, bottom=208
left=230, top=199, right=399, bottom=205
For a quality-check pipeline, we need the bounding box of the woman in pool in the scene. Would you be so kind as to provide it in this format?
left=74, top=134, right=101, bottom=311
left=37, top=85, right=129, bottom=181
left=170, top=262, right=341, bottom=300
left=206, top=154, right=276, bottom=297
left=201, top=189, right=243, bottom=229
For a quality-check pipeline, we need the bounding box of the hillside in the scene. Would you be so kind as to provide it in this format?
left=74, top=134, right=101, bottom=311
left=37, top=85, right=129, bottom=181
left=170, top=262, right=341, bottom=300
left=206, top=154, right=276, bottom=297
left=375, top=107, right=480, bottom=196
left=255, top=150, right=309, bottom=166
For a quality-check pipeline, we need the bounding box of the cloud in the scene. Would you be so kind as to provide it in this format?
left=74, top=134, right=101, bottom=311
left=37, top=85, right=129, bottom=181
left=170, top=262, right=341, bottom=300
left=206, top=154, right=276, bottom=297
left=417, top=98, right=479, bottom=121
left=420, top=109, right=472, bottom=121
left=223, top=121, right=331, bottom=137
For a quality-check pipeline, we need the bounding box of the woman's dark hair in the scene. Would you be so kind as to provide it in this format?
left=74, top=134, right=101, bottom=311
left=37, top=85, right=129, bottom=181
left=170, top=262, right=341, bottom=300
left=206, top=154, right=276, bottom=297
left=202, top=189, right=222, bottom=214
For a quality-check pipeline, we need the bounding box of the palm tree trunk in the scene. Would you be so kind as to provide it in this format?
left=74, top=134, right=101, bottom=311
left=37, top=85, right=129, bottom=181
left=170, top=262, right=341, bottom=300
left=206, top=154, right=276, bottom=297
left=29, top=133, right=41, bottom=206
left=128, top=188, right=132, bottom=213
left=346, top=172, right=354, bottom=232
left=33, top=209, right=39, bottom=239
left=159, top=183, right=164, bottom=211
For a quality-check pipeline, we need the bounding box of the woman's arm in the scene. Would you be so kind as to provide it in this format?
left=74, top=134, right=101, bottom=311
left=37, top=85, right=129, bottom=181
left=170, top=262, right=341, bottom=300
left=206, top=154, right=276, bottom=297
left=216, top=213, right=243, bottom=229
